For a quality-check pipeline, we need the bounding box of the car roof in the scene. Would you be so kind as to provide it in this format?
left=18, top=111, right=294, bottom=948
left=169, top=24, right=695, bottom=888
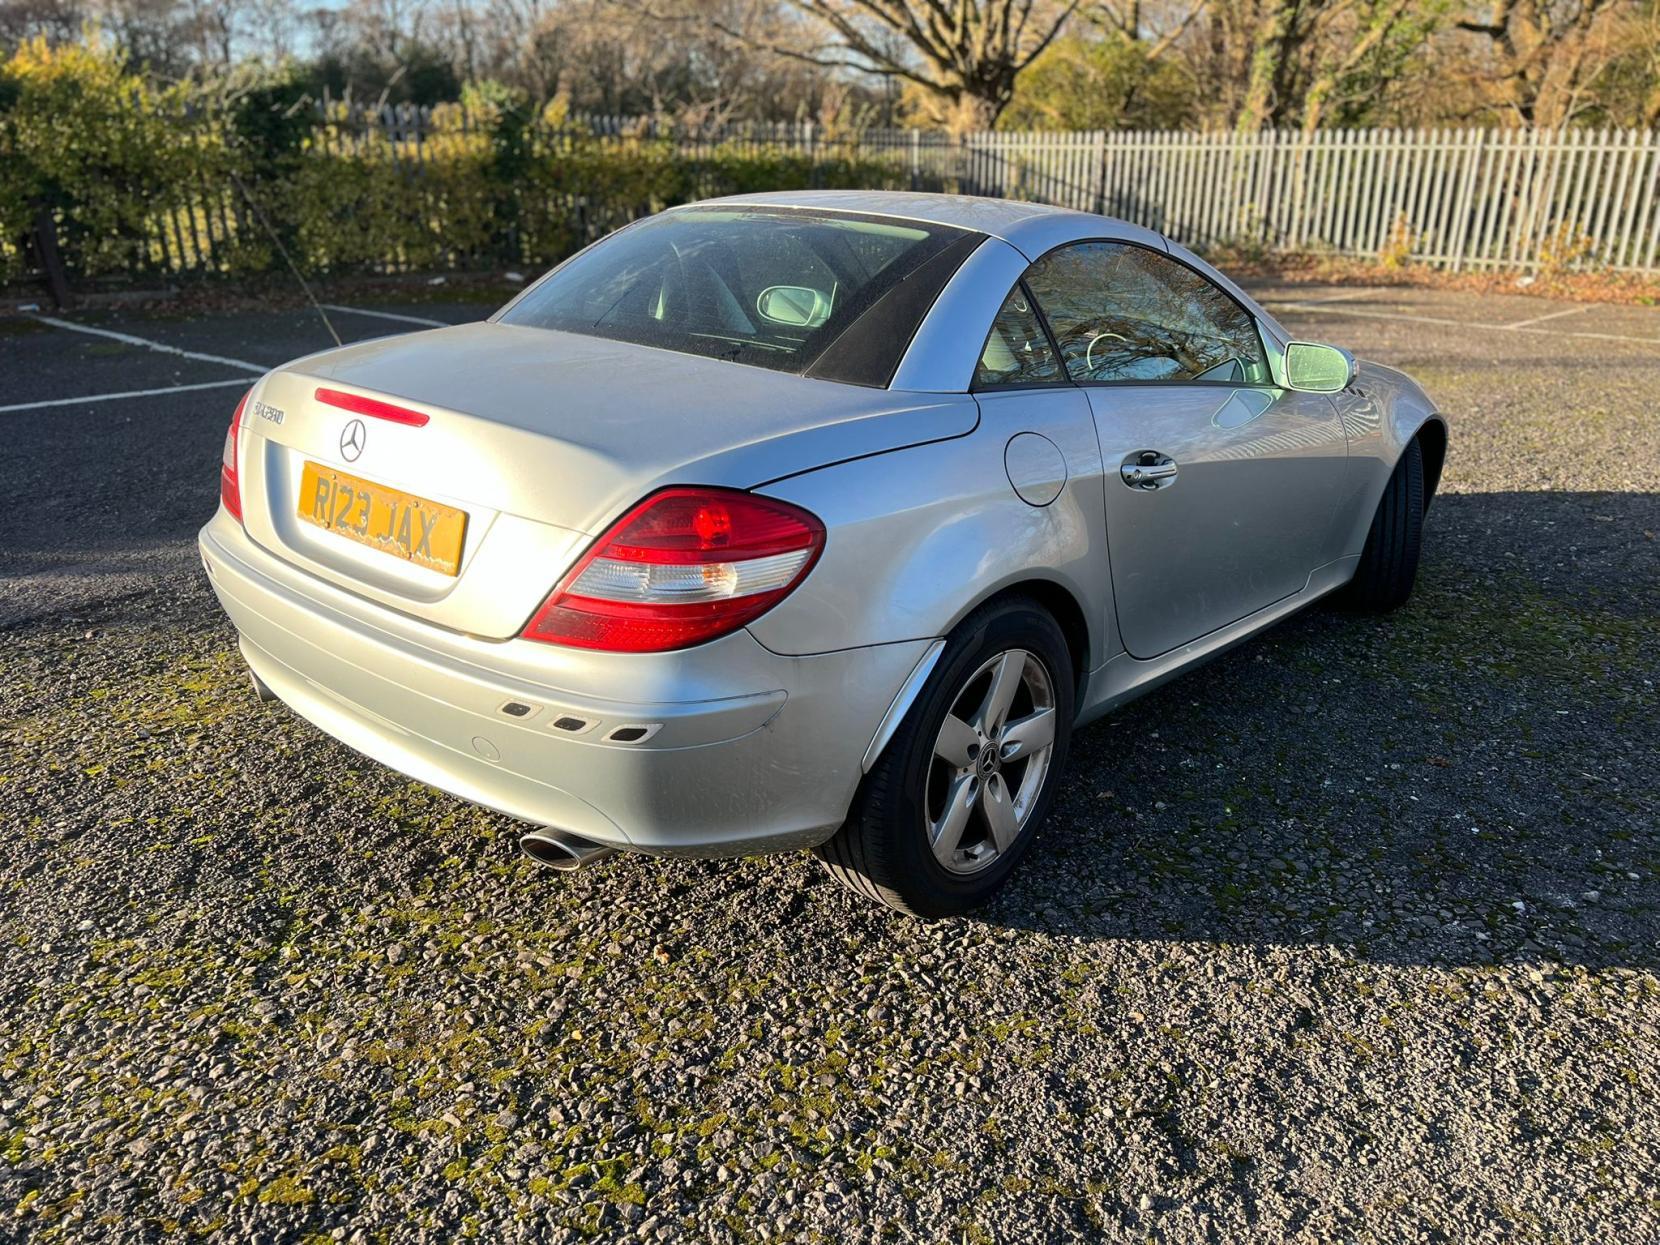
left=680, top=190, right=1161, bottom=261
left=666, top=189, right=1290, bottom=386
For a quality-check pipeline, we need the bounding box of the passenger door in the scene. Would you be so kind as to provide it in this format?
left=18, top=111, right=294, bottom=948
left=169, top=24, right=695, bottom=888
left=1024, top=242, right=1347, bottom=660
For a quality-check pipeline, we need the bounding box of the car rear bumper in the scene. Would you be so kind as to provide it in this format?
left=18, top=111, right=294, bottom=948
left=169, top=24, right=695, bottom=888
left=198, top=510, right=929, bottom=856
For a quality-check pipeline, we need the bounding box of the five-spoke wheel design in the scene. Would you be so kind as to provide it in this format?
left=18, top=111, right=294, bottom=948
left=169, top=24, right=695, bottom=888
left=925, top=648, right=1056, bottom=875
left=815, top=597, right=1074, bottom=917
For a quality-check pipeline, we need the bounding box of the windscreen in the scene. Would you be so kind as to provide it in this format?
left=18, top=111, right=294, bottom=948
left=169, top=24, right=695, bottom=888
left=498, top=207, right=979, bottom=385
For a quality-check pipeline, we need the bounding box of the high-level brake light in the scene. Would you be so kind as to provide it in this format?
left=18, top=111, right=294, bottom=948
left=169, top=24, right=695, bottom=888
left=315, top=387, right=431, bottom=427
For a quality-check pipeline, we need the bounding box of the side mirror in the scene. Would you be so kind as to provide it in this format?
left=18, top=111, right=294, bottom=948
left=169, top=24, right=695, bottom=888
left=1284, top=341, right=1356, bottom=393
left=756, top=285, right=831, bottom=328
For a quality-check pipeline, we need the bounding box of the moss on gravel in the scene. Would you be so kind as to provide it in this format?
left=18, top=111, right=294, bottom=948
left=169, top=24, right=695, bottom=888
left=1, top=291, right=1658, bottom=1241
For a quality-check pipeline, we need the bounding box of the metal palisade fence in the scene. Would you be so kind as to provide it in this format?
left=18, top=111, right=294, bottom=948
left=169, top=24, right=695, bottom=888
left=845, top=124, right=1660, bottom=273
left=20, top=106, right=1660, bottom=281
left=342, top=111, right=1660, bottom=273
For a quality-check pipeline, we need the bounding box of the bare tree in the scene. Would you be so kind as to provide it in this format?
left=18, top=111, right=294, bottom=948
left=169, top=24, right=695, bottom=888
left=341, top=0, right=434, bottom=65
left=1297, top=0, right=1425, bottom=131
left=534, top=0, right=890, bottom=124
left=1639, top=0, right=1660, bottom=124
left=1179, top=0, right=1441, bottom=131
left=0, top=0, right=83, bottom=50
left=181, top=0, right=234, bottom=65
left=1241, top=0, right=1434, bottom=129
left=236, top=0, right=309, bottom=65
left=469, top=0, right=558, bottom=97
left=706, top=0, right=1082, bottom=130
left=1082, top=0, right=1202, bottom=62
left=1454, top=0, right=1631, bottom=124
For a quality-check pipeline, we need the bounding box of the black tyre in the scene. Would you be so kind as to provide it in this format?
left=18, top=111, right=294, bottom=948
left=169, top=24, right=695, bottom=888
left=1343, top=437, right=1425, bottom=611
left=816, top=598, right=1074, bottom=917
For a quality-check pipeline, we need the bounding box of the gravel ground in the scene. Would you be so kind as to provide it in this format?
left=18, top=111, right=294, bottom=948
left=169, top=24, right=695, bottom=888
left=1, top=287, right=1657, bottom=1243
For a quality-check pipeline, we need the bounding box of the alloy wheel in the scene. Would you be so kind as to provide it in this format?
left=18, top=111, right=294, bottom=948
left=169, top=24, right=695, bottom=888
left=924, top=648, right=1057, bottom=876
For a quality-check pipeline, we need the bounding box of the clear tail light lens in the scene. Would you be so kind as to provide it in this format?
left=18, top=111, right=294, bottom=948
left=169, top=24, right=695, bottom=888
left=220, top=390, right=250, bottom=522
left=521, top=487, right=825, bottom=652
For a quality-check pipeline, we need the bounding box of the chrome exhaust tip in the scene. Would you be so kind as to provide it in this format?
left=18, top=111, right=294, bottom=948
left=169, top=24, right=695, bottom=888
left=248, top=669, right=277, bottom=703
left=518, top=829, right=617, bottom=872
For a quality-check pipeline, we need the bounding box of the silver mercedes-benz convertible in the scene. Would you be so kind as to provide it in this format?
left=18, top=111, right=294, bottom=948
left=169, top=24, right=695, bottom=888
left=200, top=190, right=1446, bottom=916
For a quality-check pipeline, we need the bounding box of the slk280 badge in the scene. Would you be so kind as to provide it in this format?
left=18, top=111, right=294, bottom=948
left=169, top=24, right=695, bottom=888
left=253, top=400, right=285, bottom=425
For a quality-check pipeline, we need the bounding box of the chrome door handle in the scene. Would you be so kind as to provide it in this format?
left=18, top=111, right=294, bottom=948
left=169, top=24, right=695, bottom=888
left=1121, top=452, right=1178, bottom=490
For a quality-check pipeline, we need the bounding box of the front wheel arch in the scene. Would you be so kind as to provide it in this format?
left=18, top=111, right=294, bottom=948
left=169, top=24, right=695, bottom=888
left=1342, top=435, right=1425, bottom=612
left=1416, top=417, right=1448, bottom=511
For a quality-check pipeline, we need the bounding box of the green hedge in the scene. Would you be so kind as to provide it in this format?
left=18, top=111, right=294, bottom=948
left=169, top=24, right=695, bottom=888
left=0, top=39, right=221, bottom=281
left=275, top=143, right=905, bottom=275
left=0, top=40, right=908, bottom=284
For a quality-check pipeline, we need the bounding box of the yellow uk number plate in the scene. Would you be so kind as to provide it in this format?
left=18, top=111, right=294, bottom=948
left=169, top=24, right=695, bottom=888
left=298, top=462, right=468, bottom=577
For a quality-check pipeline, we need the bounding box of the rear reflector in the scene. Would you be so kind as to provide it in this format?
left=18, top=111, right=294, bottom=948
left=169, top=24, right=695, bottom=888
left=220, top=390, right=250, bottom=522
left=520, top=487, right=825, bottom=652
left=315, top=387, right=430, bottom=427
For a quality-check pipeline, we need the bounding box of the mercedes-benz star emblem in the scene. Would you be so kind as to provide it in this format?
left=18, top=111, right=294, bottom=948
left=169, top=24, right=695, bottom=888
left=340, top=419, right=366, bottom=462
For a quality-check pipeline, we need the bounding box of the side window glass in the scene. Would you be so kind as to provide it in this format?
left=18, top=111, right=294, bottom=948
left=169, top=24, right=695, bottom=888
left=973, top=284, right=1065, bottom=388
left=1024, top=242, right=1269, bottom=385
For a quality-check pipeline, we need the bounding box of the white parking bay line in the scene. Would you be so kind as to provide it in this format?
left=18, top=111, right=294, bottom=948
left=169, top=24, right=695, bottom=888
left=320, top=304, right=450, bottom=328
left=1289, top=288, right=1380, bottom=304
left=1268, top=302, right=1473, bottom=330
left=1270, top=301, right=1660, bottom=346
left=29, top=314, right=266, bottom=373
left=0, top=377, right=251, bottom=415
left=1505, top=304, right=1590, bottom=329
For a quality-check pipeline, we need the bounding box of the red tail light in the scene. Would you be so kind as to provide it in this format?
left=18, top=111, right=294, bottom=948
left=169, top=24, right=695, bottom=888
left=220, top=390, right=250, bottom=522
left=521, top=487, right=825, bottom=652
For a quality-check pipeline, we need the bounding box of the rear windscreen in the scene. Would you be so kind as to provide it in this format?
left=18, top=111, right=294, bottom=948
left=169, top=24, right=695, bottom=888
left=498, top=207, right=982, bottom=387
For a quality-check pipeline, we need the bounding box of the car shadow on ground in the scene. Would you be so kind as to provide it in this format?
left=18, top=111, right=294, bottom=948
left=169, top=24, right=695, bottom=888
left=5, top=477, right=1654, bottom=974
left=978, top=489, right=1658, bottom=973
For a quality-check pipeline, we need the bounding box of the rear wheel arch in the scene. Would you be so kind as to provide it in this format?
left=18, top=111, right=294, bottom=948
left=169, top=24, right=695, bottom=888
left=819, top=593, right=1078, bottom=916
left=949, top=579, right=1092, bottom=706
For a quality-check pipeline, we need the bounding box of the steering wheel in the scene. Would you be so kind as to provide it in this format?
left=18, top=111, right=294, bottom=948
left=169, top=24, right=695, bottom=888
left=1084, top=331, right=1129, bottom=374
